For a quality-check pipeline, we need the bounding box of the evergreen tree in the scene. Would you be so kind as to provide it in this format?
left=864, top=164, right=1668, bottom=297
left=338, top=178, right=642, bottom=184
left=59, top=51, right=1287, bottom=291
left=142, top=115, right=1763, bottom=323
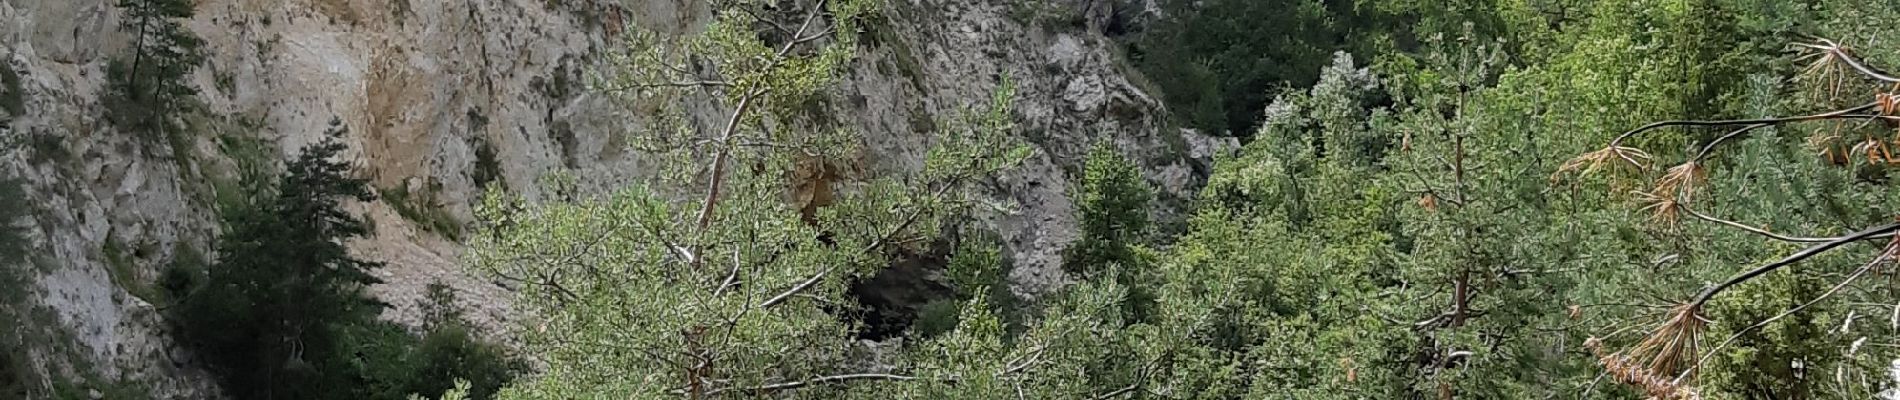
left=1067, top=145, right=1152, bottom=273
left=1064, top=145, right=1156, bottom=321
left=106, top=0, right=204, bottom=145
left=173, top=119, right=385, bottom=399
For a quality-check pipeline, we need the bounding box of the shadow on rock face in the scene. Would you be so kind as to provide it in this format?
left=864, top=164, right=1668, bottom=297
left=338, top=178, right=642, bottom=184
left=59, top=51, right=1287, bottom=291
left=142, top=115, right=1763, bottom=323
left=844, top=245, right=957, bottom=341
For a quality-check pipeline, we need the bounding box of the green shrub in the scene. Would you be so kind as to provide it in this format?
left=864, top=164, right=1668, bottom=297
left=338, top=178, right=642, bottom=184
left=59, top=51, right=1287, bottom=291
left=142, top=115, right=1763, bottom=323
left=100, top=237, right=163, bottom=305
left=908, top=299, right=962, bottom=339
left=380, top=184, right=464, bottom=241
left=401, top=284, right=521, bottom=400
left=157, top=243, right=205, bottom=304
left=1127, top=0, right=1505, bottom=135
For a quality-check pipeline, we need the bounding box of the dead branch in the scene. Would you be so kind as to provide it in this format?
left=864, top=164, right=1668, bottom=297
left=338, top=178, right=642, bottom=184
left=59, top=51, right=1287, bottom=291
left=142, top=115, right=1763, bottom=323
left=672, top=373, right=929, bottom=396
left=1682, top=240, right=1899, bottom=382
left=1093, top=384, right=1140, bottom=400
left=1683, top=207, right=1898, bottom=244
left=1798, top=39, right=1900, bottom=83
left=1610, top=102, right=1878, bottom=148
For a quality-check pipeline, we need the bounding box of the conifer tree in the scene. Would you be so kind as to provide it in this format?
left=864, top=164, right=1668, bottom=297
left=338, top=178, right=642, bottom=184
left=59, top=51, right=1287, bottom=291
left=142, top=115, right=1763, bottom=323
left=1064, top=145, right=1156, bottom=320
left=106, top=0, right=204, bottom=144
left=173, top=119, right=386, bottom=400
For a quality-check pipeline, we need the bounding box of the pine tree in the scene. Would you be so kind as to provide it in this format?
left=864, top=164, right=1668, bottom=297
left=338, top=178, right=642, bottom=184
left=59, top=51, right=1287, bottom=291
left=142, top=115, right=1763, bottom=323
left=1067, top=145, right=1153, bottom=273
left=173, top=119, right=385, bottom=400
left=1064, top=145, right=1157, bottom=321
left=106, top=0, right=204, bottom=145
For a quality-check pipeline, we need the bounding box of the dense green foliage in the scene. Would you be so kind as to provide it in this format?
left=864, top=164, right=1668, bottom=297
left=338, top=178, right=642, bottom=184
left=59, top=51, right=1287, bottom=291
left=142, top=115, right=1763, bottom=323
left=1064, top=146, right=1157, bottom=321
left=169, top=120, right=519, bottom=400
left=465, top=1, right=1034, bottom=396
left=462, top=0, right=1900, bottom=399
left=1126, top=0, right=1506, bottom=135
left=105, top=0, right=204, bottom=147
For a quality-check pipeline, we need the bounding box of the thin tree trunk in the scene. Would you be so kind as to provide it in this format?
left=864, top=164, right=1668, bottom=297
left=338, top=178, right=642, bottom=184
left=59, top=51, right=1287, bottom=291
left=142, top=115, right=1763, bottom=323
left=128, top=0, right=152, bottom=100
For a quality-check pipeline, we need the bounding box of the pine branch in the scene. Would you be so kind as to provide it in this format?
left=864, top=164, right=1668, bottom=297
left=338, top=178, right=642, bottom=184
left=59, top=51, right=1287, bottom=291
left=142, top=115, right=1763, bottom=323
left=1609, top=102, right=1878, bottom=148
left=603, top=80, right=734, bottom=91
left=1683, top=243, right=1897, bottom=382
left=1688, top=221, right=1900, bottom=307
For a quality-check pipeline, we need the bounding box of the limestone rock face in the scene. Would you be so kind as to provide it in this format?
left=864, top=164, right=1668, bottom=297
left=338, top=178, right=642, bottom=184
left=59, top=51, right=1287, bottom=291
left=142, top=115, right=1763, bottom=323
left=0, top=0, right=1220, bottom=396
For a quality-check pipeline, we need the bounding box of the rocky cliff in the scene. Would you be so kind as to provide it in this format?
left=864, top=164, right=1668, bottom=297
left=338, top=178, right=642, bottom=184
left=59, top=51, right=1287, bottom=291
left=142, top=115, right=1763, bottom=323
left=0, top=0, right=1229, bottom=396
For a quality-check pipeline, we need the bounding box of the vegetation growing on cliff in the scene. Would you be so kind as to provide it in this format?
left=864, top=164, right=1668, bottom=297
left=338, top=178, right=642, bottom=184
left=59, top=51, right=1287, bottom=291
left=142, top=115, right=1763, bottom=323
left=14, top=0, right=1899, bottom=398
left=448, top=0, right=1900, bottom=399
left=166, top=120, right=520, bottom=400
left=105, top=0, right=205, bottom=149
left=0, top=172, right=35, bottom=400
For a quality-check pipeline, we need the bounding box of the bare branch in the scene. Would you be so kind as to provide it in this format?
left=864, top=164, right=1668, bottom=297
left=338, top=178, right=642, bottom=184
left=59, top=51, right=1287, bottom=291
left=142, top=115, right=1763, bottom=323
left=1682, top=208, right=1898, bottom=243
left=693, top=88, right=762, bottom=235
left=998, top=345, right=1047, bottom=377
left=1691, top=123, right=1772, bottom=162
left=1689, top=221, right=1900, bottom=307
left=1682, top=241, right=1898, bottom=382
left=759, top=266, right=831, bottom=308
left=1609, top=102, right=1878, bottom=148
left=775, top=0, right=829, bottom=59
left=673, top=373, right=928, bottom=396
left=789, top=29, right=835, bottom=47
left=713, top=0, right=796, bottom=36
left=623, top=80, right=734, bottom=90
left=691, top=0, right=834, bottom=265
left=713, top=248, right=742, bottom=298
